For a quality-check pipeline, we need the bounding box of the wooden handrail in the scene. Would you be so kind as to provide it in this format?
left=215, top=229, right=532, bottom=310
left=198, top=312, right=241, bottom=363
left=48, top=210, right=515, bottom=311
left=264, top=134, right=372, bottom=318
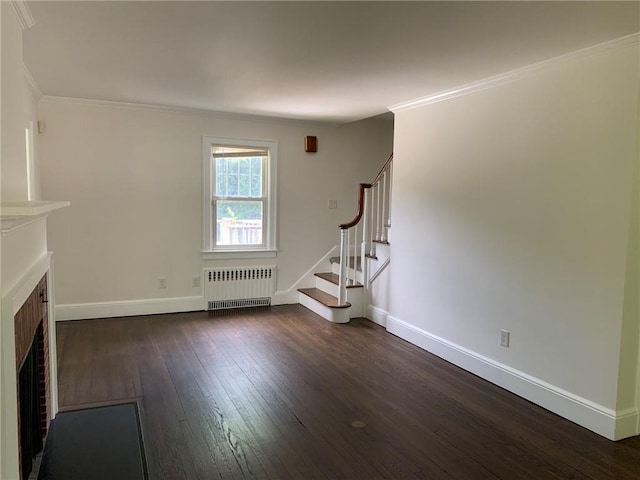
left=339, top=153, right=393, bottom=230
left=372, top=153, right=393, bottom=185
left=339, top=183, right=372, bottom=230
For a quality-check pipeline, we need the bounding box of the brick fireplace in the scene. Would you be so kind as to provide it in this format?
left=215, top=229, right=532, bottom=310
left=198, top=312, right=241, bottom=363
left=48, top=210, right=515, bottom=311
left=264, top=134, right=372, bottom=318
left=15, top=275, right=50, bottom=480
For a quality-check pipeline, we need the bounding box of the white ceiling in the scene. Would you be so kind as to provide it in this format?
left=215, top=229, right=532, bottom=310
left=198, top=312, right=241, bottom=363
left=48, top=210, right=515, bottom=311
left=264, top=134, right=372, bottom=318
left=23, top=1, right=639, bottom=124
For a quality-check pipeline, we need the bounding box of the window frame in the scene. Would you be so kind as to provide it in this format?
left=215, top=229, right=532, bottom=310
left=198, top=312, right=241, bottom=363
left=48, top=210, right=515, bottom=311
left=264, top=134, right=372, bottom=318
left=202, top=136, right=277, bottom=259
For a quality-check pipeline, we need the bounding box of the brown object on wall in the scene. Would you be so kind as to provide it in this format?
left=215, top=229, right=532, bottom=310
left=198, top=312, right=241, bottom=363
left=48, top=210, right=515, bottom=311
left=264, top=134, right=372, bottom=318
left=304, top=136, right=317, bottom=153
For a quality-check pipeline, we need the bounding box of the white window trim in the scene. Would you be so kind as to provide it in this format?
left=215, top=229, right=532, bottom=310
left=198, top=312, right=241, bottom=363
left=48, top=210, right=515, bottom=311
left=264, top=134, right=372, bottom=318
left=202, top=136, right=277, bottom=259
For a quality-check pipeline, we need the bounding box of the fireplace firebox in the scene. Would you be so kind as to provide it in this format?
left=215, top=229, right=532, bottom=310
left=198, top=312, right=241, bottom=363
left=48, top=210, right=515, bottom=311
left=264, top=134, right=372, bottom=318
left=14, top=275, right=50, bottom=480
left=18, top=325, right=45, bottom=480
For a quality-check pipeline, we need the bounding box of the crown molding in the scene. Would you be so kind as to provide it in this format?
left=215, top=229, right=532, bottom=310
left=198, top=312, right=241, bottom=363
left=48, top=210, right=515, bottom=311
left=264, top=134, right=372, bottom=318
left=23, top=65, right=42, bottom=98
left=10, top=0, right=34, bottom=30
left=39, top=95, right=339, bottom=128
left=389, top=32, right=640, bottom=114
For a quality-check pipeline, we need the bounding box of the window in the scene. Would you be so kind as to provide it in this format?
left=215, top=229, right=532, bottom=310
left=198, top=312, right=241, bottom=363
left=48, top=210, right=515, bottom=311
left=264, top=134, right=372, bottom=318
left=203, top=136, right=277, bottom=258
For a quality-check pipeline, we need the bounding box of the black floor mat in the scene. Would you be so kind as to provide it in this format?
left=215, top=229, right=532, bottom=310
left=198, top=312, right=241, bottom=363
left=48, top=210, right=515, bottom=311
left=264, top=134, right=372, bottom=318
left=38, top=403, right=147, bottom=480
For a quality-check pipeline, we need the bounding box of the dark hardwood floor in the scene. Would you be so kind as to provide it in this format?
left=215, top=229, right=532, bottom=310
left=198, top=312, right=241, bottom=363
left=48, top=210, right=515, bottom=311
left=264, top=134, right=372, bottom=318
left=56, top=305, right=640, bottom=479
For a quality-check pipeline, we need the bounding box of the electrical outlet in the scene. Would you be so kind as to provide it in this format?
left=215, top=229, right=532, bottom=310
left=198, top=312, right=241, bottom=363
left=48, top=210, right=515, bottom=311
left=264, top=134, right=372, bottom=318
left=158, top=277, right=167, bottom=289
left=500, top=329, right=510, bottom=348
left=328, top=199, right=338, bottom=209
left=192, top=276, right=201, bottom=288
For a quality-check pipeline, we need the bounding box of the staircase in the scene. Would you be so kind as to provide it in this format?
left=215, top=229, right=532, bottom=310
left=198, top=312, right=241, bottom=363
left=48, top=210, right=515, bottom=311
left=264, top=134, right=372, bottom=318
left=298, top=154, right=393, bottom=323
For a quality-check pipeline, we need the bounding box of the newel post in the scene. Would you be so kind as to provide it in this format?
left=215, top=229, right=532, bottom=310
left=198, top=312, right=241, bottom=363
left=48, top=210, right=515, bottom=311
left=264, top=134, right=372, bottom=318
left=338, top=228, right=348, bottom=305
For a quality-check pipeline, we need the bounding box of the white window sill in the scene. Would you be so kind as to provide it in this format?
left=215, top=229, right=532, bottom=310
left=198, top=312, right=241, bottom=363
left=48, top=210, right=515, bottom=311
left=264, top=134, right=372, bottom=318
left=201, top=249, right=278, bottom=260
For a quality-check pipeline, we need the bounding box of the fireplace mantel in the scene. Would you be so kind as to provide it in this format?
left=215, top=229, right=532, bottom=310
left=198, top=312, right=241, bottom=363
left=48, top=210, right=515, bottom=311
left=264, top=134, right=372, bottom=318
left=1, top=201, right=70, bottom=235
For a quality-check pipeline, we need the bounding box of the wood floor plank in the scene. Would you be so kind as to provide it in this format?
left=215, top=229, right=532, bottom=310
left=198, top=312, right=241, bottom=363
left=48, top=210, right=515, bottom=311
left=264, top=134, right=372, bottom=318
left=206, top=317, right=370, bottom=479
left=55, top=305, right=640, bottom=480
left=217, top=312, right=483, bottom=479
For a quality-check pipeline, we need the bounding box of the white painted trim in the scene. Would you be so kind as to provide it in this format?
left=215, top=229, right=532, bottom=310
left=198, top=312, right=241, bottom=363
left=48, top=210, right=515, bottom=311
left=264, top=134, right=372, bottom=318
left=389, top=32, right=640, bottom=113
left=40, top=96, right=337, bottom=127
left=272, top=290, right=299, bottom=306
left=1, top=214, right=47, bottom=236
left=10, top=0, right=34, bottom=30
left=1, top=203, right=69, bottom=235
left=23, top=64, right=42, bottom=98
left=1, top=200, right=70, bottom=216
left=386, top=315, right=638, bottom=440
left=47, top=255, right=59, bottom=419
left=369, top=256, right=390, bottom=285
left=202, top=136, right=278, bottom=254
left=201, top=249, right=278, bottom=260
left=614, top=408, right=639, bottom=440
left=1, top=253, right=51, bottom=480
left=367, top=305, right=388, bottom=328
left=315, top=276, right=339, bottom=297
left=3, top=253, right=52, bottom=315
left=271, top=246, right=339, bottom=305
left=278, top=245, right=339, bottom=295
left=55, top=296, right=205, bottom=321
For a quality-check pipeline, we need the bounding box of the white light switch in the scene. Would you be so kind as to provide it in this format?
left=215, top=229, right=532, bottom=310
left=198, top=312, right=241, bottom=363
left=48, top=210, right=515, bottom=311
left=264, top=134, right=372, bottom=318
left=328, top=200, right=338, bottom=209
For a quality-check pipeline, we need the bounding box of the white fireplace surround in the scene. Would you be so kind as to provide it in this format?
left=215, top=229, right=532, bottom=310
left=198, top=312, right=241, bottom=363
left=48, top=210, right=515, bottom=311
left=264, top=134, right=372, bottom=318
left=1, top=204, right=67, bottom=480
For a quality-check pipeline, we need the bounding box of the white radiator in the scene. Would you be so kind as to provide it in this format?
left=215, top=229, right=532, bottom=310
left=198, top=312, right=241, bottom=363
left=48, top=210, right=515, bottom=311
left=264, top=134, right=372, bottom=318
left=205, top=266, right=276, bottom=310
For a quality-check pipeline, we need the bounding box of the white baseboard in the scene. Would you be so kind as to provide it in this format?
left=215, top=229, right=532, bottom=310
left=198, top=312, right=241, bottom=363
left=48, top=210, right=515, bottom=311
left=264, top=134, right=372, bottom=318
left=272, top=290, right=299, bottom=306
left=367, top=305, right=388, bottom=328
left=57, top=290, right=303, bottom=320
left=386, top=315, right=638, bottom=441
left=56, top=296, right=205, bottom=321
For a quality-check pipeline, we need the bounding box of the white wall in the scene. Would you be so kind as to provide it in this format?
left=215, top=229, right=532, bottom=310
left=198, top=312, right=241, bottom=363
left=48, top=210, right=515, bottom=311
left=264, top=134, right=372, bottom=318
left=389, top=41, right=639, bottom=439
left=367, top=243, right=391, bottom=326
left=38, top=99, right=392, bottom=312
left=618, top=142, right=638, bottom=412
left=1, top=2, right=28, bottom=202
left=1, top=3, right=4, bottom=472
left=23, top=71, right=41, bottom=200
left=1, top=3, right=53, bottom=478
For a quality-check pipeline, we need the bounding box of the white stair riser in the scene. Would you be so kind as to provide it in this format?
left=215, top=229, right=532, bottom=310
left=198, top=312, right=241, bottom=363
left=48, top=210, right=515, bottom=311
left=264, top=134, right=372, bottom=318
left=298, top=285, right=364, bottom=322
left=298, top=293, right=349, bottom=323
left=314, top=277, right=364, bottom=316
left=330, top=263, right=365, bottom=283
left=315, top=277, right=339, bottom=296
left=346, top=288, right=364, bottom=318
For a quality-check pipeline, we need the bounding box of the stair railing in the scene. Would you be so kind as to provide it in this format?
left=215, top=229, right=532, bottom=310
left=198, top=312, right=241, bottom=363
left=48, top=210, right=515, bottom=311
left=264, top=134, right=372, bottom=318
left=338, top=154, right=393, bottom=305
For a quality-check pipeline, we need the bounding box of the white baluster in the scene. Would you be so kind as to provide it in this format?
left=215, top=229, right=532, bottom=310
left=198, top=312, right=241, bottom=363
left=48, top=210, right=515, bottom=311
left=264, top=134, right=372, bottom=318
left=352, top=224, right=358, bottom=286
left=376, top=182, right=382, bottom=241
left=361, top=237, right=369, bottom=289
left=347, top=227, right=351, bottom=287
